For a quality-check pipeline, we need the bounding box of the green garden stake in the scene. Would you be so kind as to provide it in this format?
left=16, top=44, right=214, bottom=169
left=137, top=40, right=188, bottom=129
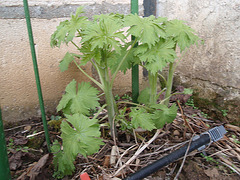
left=23, top=0, right=51, bottom=152
left=0, top=108, right=11, bottom=180
left=131, top=0, right=139, bottom=103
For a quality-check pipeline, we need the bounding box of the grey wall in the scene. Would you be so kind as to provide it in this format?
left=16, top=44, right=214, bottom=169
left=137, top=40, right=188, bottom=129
left=157, top=0, right=240, bottom=123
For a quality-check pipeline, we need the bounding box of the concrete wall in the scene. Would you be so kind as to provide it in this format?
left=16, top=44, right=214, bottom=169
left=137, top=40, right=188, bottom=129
left=157, top=0, right=240, bottom=123
left=0, top=0, right=144, bottom=123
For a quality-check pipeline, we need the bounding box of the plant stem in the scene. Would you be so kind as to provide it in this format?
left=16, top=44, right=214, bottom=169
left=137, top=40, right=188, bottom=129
left=98, top=50, right=118, bottom=138
left=73, top=59, right=104, bottom=90
left=71, top=41, right=81, bottom=51
left=92, top=60, right=105, bottom=86
left=149, top=73, right=158, bottom=104
left=117, top=101, right=152, bottom=111
left=93, top=104, right=107, bottom=120
left=158, top=72, right=167, bottom=87
left=164, top=62, right=174, bottom=106
left=110, top=39, right=137, bottom=88
left=156, top=88, right=166, bottom=99
left=104, top=83, right=117, bottom=138
left=160, top=92, right=183, bottom=104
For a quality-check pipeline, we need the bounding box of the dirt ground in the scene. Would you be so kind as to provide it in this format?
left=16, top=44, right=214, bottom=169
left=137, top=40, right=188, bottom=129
left=3, top=100, right=240, bottom=180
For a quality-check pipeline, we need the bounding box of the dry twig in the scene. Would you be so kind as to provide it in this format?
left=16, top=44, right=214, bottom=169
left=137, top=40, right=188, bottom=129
left=174, top=134, right=195, bottom=180
left=177, top=101, right=194, bottom=134
left=113, top=129, right=162, bottom=177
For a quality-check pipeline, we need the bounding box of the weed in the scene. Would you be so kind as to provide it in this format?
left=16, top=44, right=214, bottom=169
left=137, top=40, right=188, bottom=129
left=221, top=109, right=228, bottom=117
left=114, top=94, right=120, bottom=101
left=122, top=94, right=132, bottom=101
left=231, top=135, right=240, bottom=144
left=201, top=111, right=209, bottom=118
left=201, top=153, right=219, bottom=164
left=7, top=138, right=29, bottom=154
left=186, top=97, right=195, bottom=107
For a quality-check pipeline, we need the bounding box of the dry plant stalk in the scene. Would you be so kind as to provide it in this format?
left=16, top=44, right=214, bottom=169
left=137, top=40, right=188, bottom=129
left=113, top=129, right=162, bottom=177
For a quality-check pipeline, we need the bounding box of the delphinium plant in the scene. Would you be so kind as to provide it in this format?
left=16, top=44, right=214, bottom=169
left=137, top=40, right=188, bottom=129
left=50, top=7, right=201, bottom=178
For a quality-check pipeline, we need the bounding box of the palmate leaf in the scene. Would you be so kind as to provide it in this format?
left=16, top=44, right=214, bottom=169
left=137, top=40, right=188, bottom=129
left=108, top=43, right=140, bottom=74
left=151, top=104, right=178, bottom=129
left=57, top=80, right=99, bottom=115
left=59, top=52, right=82, bottom=72
left=51, top=140, right=75, bottom=178
left=80, top=42, right=101, bottom=65
left=61, top=114, right=104, bottom=157
left=125, top=14, right=167, bottom=47
left=51, top=114, right=103, bottom=177
left=129, top=107, right=156, bottom=131
left=81, top=14, right=126, bottom=53
left=135, top=38, right=177, bottom=74
left=59, top=52, right=75, bottom=72
left=165, top=20, right=200, bottom=51
left=138, top=87, right=150, bottom=105
left=183, top=88, right=193, bottom=95
left=50, top=6, right=88, bottom=47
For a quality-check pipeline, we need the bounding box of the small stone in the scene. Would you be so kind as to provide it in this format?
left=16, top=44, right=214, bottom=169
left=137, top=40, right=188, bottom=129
left=24, top=125, right=31, bottom=131
left=186, top=133, right=192, bottom=139
left=173, top=130, right=180, bottom=136
left=196, top=121, right=202, bottom=126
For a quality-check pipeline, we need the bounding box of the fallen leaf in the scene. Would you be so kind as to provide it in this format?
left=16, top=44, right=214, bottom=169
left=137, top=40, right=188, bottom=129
left=103, top=155, right=110, bottom=168
left=28, top=153, right=53, bottom=180
left=110, top=145, right=118, bottom=166
left=204, top=168, right=219, bottom=178
left=9, top=151, right=29, bottom=170
left=14, top=135, right=28, bottom=145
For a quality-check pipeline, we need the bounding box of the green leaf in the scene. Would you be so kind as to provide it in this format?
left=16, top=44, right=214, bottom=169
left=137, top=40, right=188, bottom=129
left=135, top=38, right=176, bottom=74
left=183, top=88, right=193, bottom=95
left=51, top=140, right=75, bottom=178
left=138, top=87, right=150, bottom=105
left=129, top=107, right=156, bottom=131
left=151, top=104, right=178, bottom=129
left=59, top=52, right=75, bottom=72
left=165, top=20, right=200, bottom=51
left=61, top=114, right=103, bottom=157
left=108, top=43, right=140, bottom=74
left=80, top=42, right=101, bottom=65
left=50, top=7, right=88, bottom=47
left=125, top=14, right=167, bottom=47
left=75, top=6, right=85, bottom=17
left=57, top=80, right=100, bottom=115
left=81, top=14, right=126, bottom=53
left=51, top=113, right=103, bottom=177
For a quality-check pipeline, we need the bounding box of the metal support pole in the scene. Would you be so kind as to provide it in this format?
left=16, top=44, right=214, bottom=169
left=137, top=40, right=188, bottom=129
left=131, top=0, right=139, bottom=103
left=0, top=108, right=11, bottom=180
left=23, top=0, right=51, bottom=152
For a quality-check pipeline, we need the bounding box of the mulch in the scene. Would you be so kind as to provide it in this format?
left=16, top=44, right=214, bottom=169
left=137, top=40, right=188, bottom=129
left=3, top=102, right=240, bottom=180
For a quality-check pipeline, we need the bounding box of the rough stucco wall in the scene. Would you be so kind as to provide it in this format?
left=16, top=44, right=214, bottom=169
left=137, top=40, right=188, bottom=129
left=0, top=0, right=144, bottom=123
left=0, top=18, right=92, bottom=122
left=157, top=0, right=240, bottom=123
